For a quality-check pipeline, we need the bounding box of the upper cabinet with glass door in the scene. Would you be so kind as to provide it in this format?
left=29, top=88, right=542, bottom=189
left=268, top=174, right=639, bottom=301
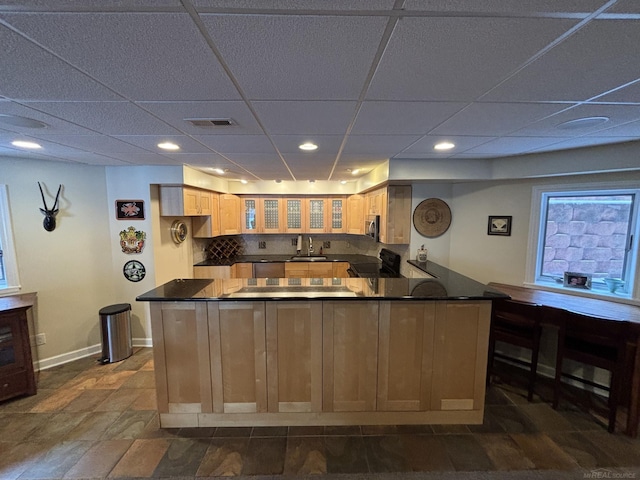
left=242, top=197, right=285, bottom=234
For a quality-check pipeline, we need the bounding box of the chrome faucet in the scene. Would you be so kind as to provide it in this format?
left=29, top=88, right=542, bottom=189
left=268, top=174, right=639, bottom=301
left=308, top=237, right=313, bottom=256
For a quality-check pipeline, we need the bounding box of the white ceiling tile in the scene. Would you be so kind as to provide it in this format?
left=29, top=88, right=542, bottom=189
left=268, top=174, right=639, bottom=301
left=252, top=101, right=358, bottom=135
left=200, top=14, right=387, bottom=100
left=22, top=102, right=181, bottom=135
left=0, top=102, right=95, bottom=134
left=401, top=135, right=496, bottom=154
left=194, top=135, right=276, bottom=154
left=601, top=0, right=640, bottom=14
left=2, top=12, right=241, bottom=101
left=194, top=0, right=396, bottom=9
left=139, top=102, right=264, bottom=135
left=367, top=16, right=577, bottom=101
left=403, top=0, right=606, bottom=14
left=463, top=136, right=573, bottom=155
left=352, top=101, right=467, bottom=135
left=1, top=1, right=182, bottom=9
left=112, top=135, right=213, bottom=154
left=0, top=24, right=121, bottom=101
left=532, top=136, right=640, bottom=153
left=594, top=119, right=640, bottom=137
left=30, top=135, right=151, bottom=155
left=513, top=104, right=640, bottom=137
left=343, top=135, right=422, bottom=154
left=430, top=103, right=570, bottom=136
left=271, top=135, right=344, bottom=154
left=595, top=80, right=640, bottom=103
left=483, top=19, right=640, bottom=102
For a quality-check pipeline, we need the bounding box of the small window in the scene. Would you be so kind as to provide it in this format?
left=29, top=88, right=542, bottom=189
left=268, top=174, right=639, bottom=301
left=0, top=185, right=20, bottom=294
left=533, top=186, right=638, bottom=296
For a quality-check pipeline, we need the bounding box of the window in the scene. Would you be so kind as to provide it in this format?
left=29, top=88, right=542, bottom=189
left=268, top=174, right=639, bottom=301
left=0, top=185, right=20, bottom=294
left=531, top=184, right=639, bottom=297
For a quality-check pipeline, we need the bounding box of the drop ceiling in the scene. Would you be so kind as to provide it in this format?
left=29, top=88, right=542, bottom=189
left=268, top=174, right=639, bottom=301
left=1, top=0, right=640, bottom=183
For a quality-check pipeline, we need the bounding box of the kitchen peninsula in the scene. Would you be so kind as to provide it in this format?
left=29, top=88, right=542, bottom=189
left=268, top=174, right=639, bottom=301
left=137, top=264, right=508, bottom=428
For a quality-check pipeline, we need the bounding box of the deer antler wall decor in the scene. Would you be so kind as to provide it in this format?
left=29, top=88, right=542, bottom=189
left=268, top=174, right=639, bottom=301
left=38, top=182, right=62, bottom=232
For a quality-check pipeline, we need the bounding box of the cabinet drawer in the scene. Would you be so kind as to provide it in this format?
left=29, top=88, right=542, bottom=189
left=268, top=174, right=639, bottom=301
left=0, top=369, right=29, bottom=402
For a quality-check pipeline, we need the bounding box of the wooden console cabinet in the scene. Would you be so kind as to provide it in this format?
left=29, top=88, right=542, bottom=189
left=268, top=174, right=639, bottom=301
left=0, top=296, right=37, bottom=402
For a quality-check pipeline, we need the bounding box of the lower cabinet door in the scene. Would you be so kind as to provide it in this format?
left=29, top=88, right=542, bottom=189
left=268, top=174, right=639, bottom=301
left=266, top=302, right=323, bottom=413
left=430, top=301, right=491, bottom=412
left=322, top=301, right=379, bottom=412
left=208, top=302, right=267, bottom=414
left=377, top=301, right=435, bottom=411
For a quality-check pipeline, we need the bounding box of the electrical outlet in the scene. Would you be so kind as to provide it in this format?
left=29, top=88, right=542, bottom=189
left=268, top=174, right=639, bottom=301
left=346, top=241, right=350, bottom=248
left=258, top=241, right=266, bottom=249
left=323, top=241, right=331, bottom=249
left=35, top=333, right=46, bottom=345
left=291, top=238, right=298, bottom=246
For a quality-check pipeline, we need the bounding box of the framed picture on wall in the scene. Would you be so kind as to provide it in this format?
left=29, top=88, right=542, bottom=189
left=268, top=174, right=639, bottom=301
left=487, top=215, right=512, bottom=236
left=116, top=200, right=145, bottom=220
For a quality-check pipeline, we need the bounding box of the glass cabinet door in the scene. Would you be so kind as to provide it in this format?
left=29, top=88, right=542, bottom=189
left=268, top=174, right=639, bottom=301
left=0, top=324, right=15, bottom=367
left=242, top=198, right=259, bottom=233
left=307, top=199, right=326, bottom=233
left=286, top=199, right=303, bottom=233
left=262, top=198, right=283, bottom=233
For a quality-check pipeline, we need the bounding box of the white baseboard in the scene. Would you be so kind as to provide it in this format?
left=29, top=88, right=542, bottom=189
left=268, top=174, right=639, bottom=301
left=35, top=337, right=152, bottom=371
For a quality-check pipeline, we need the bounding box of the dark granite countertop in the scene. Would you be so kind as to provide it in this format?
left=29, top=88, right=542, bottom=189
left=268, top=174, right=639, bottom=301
left=194, top=254, right=380, bottom=267
left=138, top=261, right=509, bottom=302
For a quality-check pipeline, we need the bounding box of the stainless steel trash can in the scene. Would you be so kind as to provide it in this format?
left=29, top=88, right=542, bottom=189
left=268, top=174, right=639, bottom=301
left=99, top=303, right=133, bottom=363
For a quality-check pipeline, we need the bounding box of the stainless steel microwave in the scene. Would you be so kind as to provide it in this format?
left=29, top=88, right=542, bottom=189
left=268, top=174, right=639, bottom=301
left=365, top=215, right=380, bottom=242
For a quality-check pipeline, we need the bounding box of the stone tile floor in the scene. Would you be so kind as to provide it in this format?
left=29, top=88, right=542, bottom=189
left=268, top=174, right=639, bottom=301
left=0, top=348, right=639, bottom=479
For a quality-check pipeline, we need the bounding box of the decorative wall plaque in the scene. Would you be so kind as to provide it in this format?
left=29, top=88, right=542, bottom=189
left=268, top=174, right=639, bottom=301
left=413, top=198, right=452, bottom=238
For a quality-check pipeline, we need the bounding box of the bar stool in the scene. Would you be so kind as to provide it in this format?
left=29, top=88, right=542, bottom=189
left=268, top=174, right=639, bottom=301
left=552, top=308, right=630, bottom=433
left=488, top=299, right=543, bottom=401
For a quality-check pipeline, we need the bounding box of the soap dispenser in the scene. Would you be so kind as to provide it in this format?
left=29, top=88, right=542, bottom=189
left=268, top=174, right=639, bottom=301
left=417, top=245, right=428, bottom=263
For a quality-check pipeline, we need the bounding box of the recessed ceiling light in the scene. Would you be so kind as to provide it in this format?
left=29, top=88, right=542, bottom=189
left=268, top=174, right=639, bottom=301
left=350, top=168, right=360, bottom=175
left=299, top=142, right=318, bottom=151
left=340, top=180, right=347, bottom=185
left=434, top=141, right=455, bottom=151
left=240, top=179, right=248, bottom=184
left=11, top=140, right=42, bottom=149
left=157, top=142, right=180, bottom=150
left=556, top=116, right=609, bottom=130
left=275, top=179, right=282, bottom=184
left=211, top=168, right=226, bottom=175
left=309, top=179, right=315, bottom=183
left=0, top=115, right=48, bottom=129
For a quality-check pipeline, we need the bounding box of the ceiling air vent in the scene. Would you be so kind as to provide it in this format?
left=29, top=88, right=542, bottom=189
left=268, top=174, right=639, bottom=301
left=185, top=118, right=236, bottom=127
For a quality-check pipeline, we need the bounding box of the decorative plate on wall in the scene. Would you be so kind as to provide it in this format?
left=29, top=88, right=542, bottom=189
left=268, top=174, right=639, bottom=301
left=123, top=260, right=146, bottom=282
left=413, top=198, right=452, bottom=238
left=170, top=220, right=188, bottom=244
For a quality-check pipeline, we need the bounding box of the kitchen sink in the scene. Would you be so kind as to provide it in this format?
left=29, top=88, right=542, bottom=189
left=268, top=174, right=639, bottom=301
left=289, top=255, right=328, bottom=262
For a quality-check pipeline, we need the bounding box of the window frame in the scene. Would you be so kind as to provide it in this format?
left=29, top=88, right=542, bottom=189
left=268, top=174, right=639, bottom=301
left=0, top=185, right=21, bottom=295
left=526, top=181, right=639, bottom=300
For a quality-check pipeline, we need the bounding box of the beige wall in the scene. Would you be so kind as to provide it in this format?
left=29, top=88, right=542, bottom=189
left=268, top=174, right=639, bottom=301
left=410, top=171, right=640, bottom=296
left=1, top=157, right=114, bottom=366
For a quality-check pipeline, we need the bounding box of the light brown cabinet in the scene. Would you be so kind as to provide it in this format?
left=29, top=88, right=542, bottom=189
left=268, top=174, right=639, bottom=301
left=363, top=185, right=412, bottom=244
left=332, top=262, right=350, bottom=278
left=266, top=302, right=323, bottom=413
left=323, top=301, right=379, bottom=412
left=160, top=186, right=212, bottom=216
left=149, top=298, right=491, bottom=428
left=219, top=194, right=242, bottom=235
left=232, top=263, right=254, bottom=279
left=377, top=301, right=435, bottom=411
left=192, top=193, right=220, bottom=238
left=242, top=197, right=285, bottom=234
left=208, top=302, right=267, bottom=414
left=193, top=265, right=232, bottom=279
left=346, top=194, right=364, bottom=235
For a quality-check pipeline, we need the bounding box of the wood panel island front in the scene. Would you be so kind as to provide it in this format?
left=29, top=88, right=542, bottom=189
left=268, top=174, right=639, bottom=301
left=137, top=266, right=508, bottom=428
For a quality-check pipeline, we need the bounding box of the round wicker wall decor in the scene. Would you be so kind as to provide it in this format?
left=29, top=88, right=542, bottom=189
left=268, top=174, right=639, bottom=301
left=413, top=198, right=452, bottom=238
